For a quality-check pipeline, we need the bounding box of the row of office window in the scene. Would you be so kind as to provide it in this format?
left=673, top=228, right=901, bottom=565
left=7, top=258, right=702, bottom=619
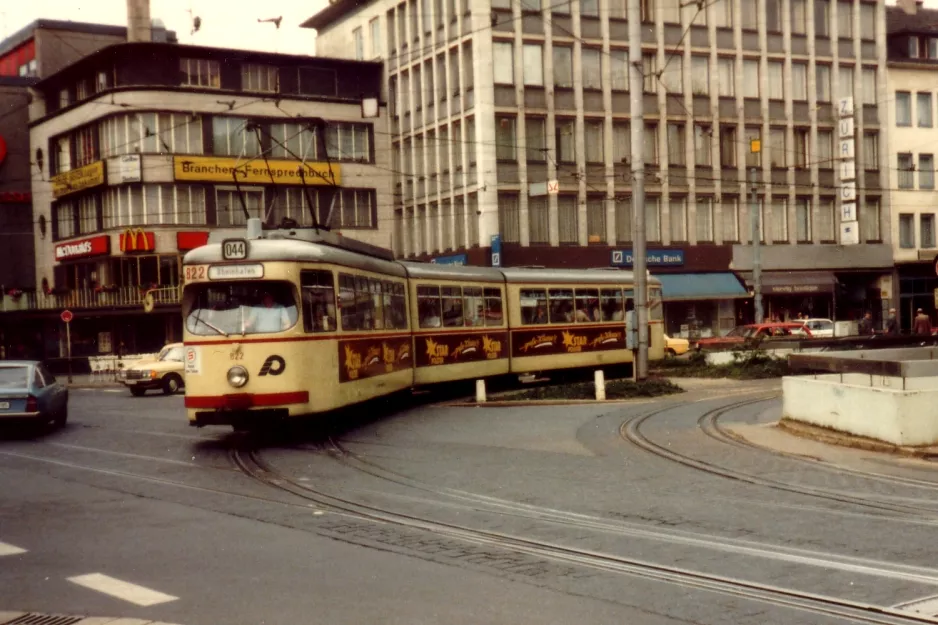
left=492, top=194, right=881, bottom=246
left=897, top=153, right=936, bottom=191
left=899, top=213, right=938, bottom=250
left=53, top=185, right=377, bottom=240
left=53, top=114, right=374, bottom=174
left=895, top=92, right=938, bottom=128
left=398, top=195, right=479, bottom=256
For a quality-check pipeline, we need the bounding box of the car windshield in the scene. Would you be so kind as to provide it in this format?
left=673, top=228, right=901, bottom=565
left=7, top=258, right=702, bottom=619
left=725, top=326, right=756, bottom=338
left=0, top=366, right=28, bottom=389
left=159, top=347, right=185, bottom=362
left=184, top=281, right=298, bottom=336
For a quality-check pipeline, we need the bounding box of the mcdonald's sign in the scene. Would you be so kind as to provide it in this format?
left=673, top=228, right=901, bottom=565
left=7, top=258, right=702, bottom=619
left=119, top=228, right=155, bottom=253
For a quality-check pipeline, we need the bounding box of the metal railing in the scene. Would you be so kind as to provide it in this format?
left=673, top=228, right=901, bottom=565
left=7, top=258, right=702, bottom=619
left=0, top=286, right=180, bottom=312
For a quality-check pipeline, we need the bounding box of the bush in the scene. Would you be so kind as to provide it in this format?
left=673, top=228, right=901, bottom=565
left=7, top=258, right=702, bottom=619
left=652, top=347, right=789, bottom=379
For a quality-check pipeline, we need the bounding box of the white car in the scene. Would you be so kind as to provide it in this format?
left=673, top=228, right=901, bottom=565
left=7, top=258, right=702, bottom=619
left=798, top=318, right=834, bottom=338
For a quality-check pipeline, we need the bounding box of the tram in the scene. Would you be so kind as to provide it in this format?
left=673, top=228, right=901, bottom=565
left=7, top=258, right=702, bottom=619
left=181, top=220, right=664, bottom=429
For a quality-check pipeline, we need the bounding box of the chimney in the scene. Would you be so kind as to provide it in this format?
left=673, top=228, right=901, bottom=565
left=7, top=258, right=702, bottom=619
left=898, top=0, right=918, bottom=15
left=126, top=0, right=152, bottom=42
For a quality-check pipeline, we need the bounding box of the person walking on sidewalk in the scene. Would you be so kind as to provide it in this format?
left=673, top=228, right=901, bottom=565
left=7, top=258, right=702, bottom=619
left=885, top=308, right=899, bottom=335
left=858, top=312, right=873, bottom=335
left=913, top=308, right=933, bottom=335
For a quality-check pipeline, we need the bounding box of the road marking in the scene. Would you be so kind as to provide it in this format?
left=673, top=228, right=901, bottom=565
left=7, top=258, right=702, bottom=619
left=68, top=573, right=177, bottom=606
left=895, top=595, right=938, bottom=615
left=0, top=542, right=26, bottom=556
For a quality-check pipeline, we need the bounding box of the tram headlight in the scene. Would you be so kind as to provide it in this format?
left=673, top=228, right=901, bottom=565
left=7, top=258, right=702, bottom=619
left=227, top=365, right=249, bottom=388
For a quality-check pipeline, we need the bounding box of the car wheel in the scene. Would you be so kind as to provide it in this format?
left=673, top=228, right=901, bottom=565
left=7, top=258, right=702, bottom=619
left=665, top=348, right=676, bottom=358
left=162, top=374, right=182, bottom=395
left=130, top=387, right=146, bottom=397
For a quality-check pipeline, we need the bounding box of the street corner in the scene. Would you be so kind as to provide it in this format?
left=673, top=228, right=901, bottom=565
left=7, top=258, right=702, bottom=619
left=0, top=613, right=184, bottom=625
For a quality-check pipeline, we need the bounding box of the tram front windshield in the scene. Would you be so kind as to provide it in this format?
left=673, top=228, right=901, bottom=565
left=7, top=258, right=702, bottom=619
left=184, top=281, right=298, bottom=336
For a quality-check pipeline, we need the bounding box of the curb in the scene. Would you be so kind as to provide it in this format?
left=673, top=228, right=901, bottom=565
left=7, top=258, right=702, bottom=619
left=776, top=418, right=938, bottom=459
left=0, top=612, right=182, bottom=625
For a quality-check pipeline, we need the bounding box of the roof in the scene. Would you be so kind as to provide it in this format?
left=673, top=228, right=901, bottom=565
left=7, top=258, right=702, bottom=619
left=0, top=20, right=128, bottom=57
left=302, top=0, right=374, bottom=31
left=401, top=262, right=504, bottom=283
left=886, top=4, right=938, bottom=36
left=499, top=267, right=659, bottom=286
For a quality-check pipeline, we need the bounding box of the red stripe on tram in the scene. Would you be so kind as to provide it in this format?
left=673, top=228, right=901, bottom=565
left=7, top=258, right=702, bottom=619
left=185, top=391, right=309, bottom=409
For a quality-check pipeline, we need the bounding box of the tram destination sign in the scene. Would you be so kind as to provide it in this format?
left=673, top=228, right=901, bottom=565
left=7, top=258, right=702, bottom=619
left=611, top=249, right=684, bottom=267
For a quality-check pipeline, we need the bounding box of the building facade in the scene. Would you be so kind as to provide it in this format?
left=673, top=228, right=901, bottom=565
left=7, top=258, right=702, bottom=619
left=885, top=2, right=938, bottom=331
left=306, top=0, right=894, bottom=338
left=10, top=41, right=388, bottom=360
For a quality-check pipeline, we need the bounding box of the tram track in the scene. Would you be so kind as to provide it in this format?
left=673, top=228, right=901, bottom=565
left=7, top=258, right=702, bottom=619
left=230, top=443, right=938, bottom=625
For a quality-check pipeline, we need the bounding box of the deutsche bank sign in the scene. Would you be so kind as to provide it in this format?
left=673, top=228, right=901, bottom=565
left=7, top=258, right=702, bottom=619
left=611, top=249, right=685, bottom=267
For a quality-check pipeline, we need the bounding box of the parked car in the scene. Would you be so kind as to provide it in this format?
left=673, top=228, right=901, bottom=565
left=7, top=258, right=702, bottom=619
left=797, top=318, right=834, bottom=338
left=695, top=322, right=811, bottom=350
left=122, top=343, right=185, bottom=396
left=0, top=361, right=68, bottom=428
left=663, top=334, right=690, bottom=356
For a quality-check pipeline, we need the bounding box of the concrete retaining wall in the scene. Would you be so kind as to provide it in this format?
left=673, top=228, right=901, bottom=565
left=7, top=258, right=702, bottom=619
left=782, top=375, right=938, bottom=446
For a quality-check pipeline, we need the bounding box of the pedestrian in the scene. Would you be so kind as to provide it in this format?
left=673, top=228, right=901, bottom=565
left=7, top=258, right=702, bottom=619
left=913, top=308, right=933, bottom=335
left=858, top=311, right=873, bottom=335
left=885, top=308, right=899, bottom=335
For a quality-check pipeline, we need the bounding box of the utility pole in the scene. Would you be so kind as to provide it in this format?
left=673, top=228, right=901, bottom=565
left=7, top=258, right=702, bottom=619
left=628, top=0, right=648, bottom=380
left=749, top=166, right=763, bottom=323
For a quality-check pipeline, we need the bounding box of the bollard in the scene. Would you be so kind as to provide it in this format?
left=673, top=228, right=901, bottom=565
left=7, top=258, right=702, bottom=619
left=594, top=370, right=606, bottom=401
left=476, top=379, right=487, bottom=403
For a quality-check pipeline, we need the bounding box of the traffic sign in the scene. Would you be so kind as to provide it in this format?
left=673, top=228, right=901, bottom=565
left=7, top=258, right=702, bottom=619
left=60, top=310, right=73, bottom=323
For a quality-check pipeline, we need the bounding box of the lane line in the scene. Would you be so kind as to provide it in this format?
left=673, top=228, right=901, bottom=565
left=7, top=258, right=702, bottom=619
left=67, top=573, right=178, bottom=606
left=0, top=542, right=26, bottom=556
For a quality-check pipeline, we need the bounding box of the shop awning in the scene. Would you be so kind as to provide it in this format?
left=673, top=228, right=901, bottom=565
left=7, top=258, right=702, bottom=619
left=741, top=271, right=838, bottom=295
left=656, top=273, right=750, bottom=302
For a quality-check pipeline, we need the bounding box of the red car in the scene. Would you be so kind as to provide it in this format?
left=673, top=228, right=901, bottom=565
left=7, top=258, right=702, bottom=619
left=695, top=322, right=812, bottom=350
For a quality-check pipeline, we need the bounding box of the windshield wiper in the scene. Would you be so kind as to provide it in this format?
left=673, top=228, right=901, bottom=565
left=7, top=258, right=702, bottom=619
left=199, top=317, right=229, bottom=337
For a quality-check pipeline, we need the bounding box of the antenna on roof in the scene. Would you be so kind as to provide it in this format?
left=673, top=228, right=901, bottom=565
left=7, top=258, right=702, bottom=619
left=258, top=16, right=282, bottom=28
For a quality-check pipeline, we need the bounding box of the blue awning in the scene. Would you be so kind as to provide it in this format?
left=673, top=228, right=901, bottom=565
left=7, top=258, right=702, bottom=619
left=655, top=273, right=750, bottom=302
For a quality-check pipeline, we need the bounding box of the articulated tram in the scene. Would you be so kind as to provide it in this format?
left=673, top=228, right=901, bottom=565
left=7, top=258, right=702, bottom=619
left=181, top=223, right=664, bottom=429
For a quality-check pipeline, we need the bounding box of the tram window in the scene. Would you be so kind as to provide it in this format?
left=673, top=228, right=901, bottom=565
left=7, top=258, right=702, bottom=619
left=184, top=281, right=297, bottom=336
left=600, top=289, right=624, bottom=321
left=575, top=288, right=600, bottom=322
left=369, top=278, right=385, bottom=330
left=382, top=281, right=395, bottom=330
left=520, top=289, right=547, bottom=324
left=624, top=288, right=635, bottom=313
left=339, top=274, right=358, bottom=330
left=417, top=285, right=442, bottom=328
left=649, top=287, right=663, bottom=321
left=354, top=276, right=375, bottom=329
left=548, top=289, right=574, bottom=323
left=300, top=270, right=336, bottom=332
left=389, top=282, right=408, bottom=329
left=484, top=288, right=503, bottom=326
left=441, top=286, right=463, bottom=327
left=462, top=287, right=484, bottom=326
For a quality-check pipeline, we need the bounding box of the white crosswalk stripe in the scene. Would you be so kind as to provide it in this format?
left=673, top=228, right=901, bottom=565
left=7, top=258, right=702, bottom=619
left=0, top=542, right=26, bottom=556
left=67, top=573, right=178, bottom=606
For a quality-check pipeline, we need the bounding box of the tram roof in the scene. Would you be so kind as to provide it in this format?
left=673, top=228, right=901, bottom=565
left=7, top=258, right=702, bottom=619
left=400, top=262, right=504, bottom=282
left=499, top=267, right=661, bottom=286
left=183, top=238, right=407, bottom=277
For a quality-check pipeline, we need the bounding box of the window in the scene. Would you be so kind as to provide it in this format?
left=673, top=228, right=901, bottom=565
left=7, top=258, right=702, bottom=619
left=793, top=128, right=808, bottom=168
left=860, top=3, right=874, bottom=39
left=667, top=123, right=685, bottom=166
left=600, top=289, right=628, bottom=322
left=694, top=125, right=711, bottom=166
left=742, top=59, right=759, bottom=98
left=520, top=289, right=548, bottom=325
left=919, top=93, right=933, bottom=128
left=818, top=198, right=834, bottom=241
left=103, top=185, right=207, bottom=228
left=371, top=18, right=382, bottom=57
left=930, top=37, right=938, bottom=60
left=765, top=0, right=781, bottom=31
left=660, top=0, right=680, bottom=23
left=660, top=56, right=682, bottom=94
left=898, top=153, right=914, bottom=189
left=523, top=44, right=544, bottom=86
left=791, top=0, right=806, bottom=34
left=899, top=214, right=915, bottom=249
left=861, top=68, right=876, bottom=105
left=587, top=197, right=605, bottom=242
left=696, top=197, right=713, bottom=242
left=558, top=196, right=578, bottom=243
left=643, top=54, right=657, bottom=93
left=496, top=116, right=516, bottom=161
left=74, top=126, right=96, bottom=167
left=612, top=122, right=631, bottom=164
left=921, top=154, right=935, bottom=189
left=815, top=64, right=831, bottom=102
left=529, top=196, right=549, bottom=243
left=494, top=42, right=513, bottom=84
left=721, top=197, right=739, bottom=241
left=768, top=127, right=786, bottom=168
left=610, top=50, right=628, bottom=91
left=815, top=0, right=830, bottom=36
left=55, top=203, right=75, bottom=239
left=717, top=58, right=734, bottom=97
left=585, top=120, right=603, bottom=163
left=767, top=61, right=783, bottom=100
left=498, top=193, right=520, bottom=242
left=792, top=63, right=807, bottom=101
left=339, top=275, right=403, bottom=331
left=745, top=126, right=761, bottom=167
left=269, top=188, right=317, bottom=227
left=325, top=123, right=373, bottom=161
left=548, top=289, right=575, bottom=323
left=720, top=125, right=736, bottom=167
left=646, top=197, right=661, bottom=242
left=556, top=119, right=575, bottom=163
left=300, top=270, right=338, bottom=332
left=713, top=0, right=732, bottom=28
left=582, top=48, right=602, bottom=90
left=185, top=282, right=297, bottom=336
left=796, top=198, right=811, bottom=242
left=179, top=58, right=220, bottom=87
left=691, top=56, right=709, bottom=95
left=837, top=0, right=853, bottom=36
left=740, top=0, right=757, bottom=29
left=771, top=198, right=788, bottom=242
left=670, top=198, right=687, bottom=242
left=645, top=122, right=658, bottom=164
left=526, top=117, right=546, bottom=161
left=242, top=64, right=278, bottom=92
left=921, top=214, right=936, bottom=249
left=897, top=92, right=912, bottom=126
left=212, top=117, right=260, bottom=157
left=839, top=66, right=854, bottom=100
left=615, top=197, right=631, bottom=242
left=270, top=122, right=318, bottom=160
left=863, top=132, right=878, bottom=169
left=554, top=46, right=573, bottom=88
left=216, top=187, right=263, bottom=226
left=910, top=36, right=921, bottom=59
left=335, top=189, right=377, bottom=229
left=817, top=129, right=833, bottom=167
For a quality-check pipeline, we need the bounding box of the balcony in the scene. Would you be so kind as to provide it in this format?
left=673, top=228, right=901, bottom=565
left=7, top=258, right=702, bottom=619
left=0, top=286, right=180, bottom=313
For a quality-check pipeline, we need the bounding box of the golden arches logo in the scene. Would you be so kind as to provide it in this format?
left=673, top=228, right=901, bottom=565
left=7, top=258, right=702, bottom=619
left=120, top=228, right=152, bottom=252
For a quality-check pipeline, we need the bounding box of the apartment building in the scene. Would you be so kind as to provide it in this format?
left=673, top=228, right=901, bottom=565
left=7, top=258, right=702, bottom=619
left=12, top=41, right=387, bottom=359
left=306, top=0, right=893, bottom=338
left=886, top=1, right=938, bottom=330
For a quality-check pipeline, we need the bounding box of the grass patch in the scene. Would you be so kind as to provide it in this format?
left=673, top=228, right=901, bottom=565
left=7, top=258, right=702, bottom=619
left=492, top=378, right=684, bottom=402
left=653, top=349, right=789, bottom=379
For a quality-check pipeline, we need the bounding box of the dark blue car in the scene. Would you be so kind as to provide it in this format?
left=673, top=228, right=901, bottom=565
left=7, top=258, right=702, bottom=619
left=0, top=361, right=69, bottom=428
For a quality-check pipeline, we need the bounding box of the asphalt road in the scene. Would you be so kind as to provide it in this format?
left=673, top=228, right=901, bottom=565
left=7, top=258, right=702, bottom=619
left=1, top=380, right=938, bottom=625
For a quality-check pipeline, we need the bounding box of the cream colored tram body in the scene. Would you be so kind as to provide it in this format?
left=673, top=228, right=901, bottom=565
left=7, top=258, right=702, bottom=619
left=181, top=226, right=663, bottom=429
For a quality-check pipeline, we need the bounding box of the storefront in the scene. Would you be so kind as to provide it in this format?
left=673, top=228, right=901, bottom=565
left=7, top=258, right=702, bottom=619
left=739, top=271, right=836, bottom=322
left=897, top=262, right=937, bottom=333
left=655, top=273, right=750, bottom=339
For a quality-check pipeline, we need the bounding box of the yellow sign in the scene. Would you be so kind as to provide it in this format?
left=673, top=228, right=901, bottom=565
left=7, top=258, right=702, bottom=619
left=750, top=138, right=761, bottom=154
left=52, top=161, right=105, bottom=199
left=172, top=156, right=341, bottom=186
